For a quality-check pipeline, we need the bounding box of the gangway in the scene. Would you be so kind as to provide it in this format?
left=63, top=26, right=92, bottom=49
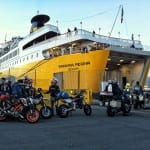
left=140, top=58, right=150, bottom=88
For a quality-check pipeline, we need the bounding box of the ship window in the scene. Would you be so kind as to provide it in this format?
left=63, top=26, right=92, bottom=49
left=20, top=59, right=21, bottom=63
left=31, top=55, right=33, bottom=59
left=36, top=53, right=38, bottom=57
left=23, top=58, right=25, bottom=61
left=9, top=53, right=12, bottom=59
left=6, top=55, right=8, bottom=61
left=27, top=56, right=28, bottom=60
left=22, top=32, right=56, bottom=50
left=13, top=50, right=17, bottom=57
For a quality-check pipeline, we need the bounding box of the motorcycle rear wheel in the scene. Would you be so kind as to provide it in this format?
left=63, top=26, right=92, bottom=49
left=107, top=106, right=115, bottom=117
left=83, top=104, right=92, bottom=116
left=58, top=104, right=69, bottom=118
left=40, top=106, right=52, bottom=119
left=25, top=109, right=40, bottom=123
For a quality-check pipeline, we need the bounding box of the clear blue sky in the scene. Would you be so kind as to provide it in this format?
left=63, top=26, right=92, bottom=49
left=0, top=0, right=150, bottom=46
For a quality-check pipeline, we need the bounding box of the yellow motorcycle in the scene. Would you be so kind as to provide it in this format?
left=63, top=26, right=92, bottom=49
left=56, top=90, right=92, bottom=118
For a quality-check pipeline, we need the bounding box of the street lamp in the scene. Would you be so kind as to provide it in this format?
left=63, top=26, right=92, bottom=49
left=138, top=34, right=140, bottom=41
left=56, top=20, right=58, bottom=27
left=99, top=27, right=101, bottom=35
left=56, top=20, right=59, bottom=35
left=80, top=21, right=82, bottom=32
left=118, top=32, right=120, bottom=38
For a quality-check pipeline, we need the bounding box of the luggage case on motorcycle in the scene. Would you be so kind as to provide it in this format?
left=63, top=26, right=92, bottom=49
left=110, top=100, right=121, bottom=108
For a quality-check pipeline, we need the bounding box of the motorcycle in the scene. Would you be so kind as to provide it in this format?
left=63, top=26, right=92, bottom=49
left=132, top=93, right=144, bottom=109
left=0, top=94, right=40, bottom=123
left=30, top=88, right=53, bottom=119
left=57, top=90, right=92, bottom=118
left=106, top=90, right=132, bottom=117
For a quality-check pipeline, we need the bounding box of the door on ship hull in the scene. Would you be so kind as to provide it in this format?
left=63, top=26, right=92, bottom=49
left=54, top=72, right=63, bottom=90
left=54, top=71, right=79, bottom=90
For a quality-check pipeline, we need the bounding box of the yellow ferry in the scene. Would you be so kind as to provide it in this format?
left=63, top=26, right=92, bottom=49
left=0, top=14, right=145, bottom=93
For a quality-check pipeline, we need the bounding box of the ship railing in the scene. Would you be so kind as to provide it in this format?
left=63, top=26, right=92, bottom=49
left=143, top=45, right=150, bottom=51
left=40, top=29, right=143, bottom=50
left=76, top=29, right=143, bottom=49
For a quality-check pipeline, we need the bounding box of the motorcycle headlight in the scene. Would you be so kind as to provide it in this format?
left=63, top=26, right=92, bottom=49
left=20, top=98, right=27, bottom=105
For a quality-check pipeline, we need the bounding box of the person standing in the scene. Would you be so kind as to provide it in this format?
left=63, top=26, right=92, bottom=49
left=133, top=81, right=143, bottom=95
left=0, top=78, right=12, bottom=108
left=0, top=77, right=11, bottom=95
left=45, top=78, right=60, bottom=115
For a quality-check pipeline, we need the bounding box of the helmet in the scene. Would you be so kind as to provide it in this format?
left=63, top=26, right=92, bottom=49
left=108, top=80, right=112, bottom=84
left=53, top=77, right=58, bottom=83
left=51, top=77, right=58, bottom=84
left=125, top=83, right=130, bottom=89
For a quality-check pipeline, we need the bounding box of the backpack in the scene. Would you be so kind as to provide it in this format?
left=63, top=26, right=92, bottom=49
left=57, top=91, right=69, bottom=99
left=12, top=82, right=24, bottom=98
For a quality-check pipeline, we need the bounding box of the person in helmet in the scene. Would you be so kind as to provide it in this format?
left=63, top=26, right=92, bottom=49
left=133, top=81, right=143, bottom=95
left=105, top=79, right=121, bottom=99
left=125, top=82, right=131, bottom=92
left=24, top=77, right=33, bottom=97
left=45, top=78, right=60, bottom=115
left=0, top=77, right=12, bottom=95
left=105, top=80, right=113, bottom=92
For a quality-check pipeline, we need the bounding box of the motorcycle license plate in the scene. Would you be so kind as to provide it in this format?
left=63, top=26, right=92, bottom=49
left=110, top=100, right=121, bottom=107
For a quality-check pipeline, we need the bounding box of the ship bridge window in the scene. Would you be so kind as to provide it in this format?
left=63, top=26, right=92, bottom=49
left=23, top=32, right=57, bottom=50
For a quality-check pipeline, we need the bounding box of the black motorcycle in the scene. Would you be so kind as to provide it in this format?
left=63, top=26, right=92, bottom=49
left=106, top=90, right=132, bottom=117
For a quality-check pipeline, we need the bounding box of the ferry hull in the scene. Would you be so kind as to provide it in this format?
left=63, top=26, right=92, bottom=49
left=1, top=50, right=109, bottom=92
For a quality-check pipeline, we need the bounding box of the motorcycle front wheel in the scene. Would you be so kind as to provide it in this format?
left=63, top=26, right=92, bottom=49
left=83, top=104, right=92, bottom=116
left=0, top=114, right=7, bottom=121
left=122, top=103, right=131, bottom=116
left=40, top=106, right=52, bottom=119
left=58, top=104, right=69, bottom=118
left=25, top=109, right=40, bottom=123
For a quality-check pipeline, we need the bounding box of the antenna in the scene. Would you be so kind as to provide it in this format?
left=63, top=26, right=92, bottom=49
left=109, top=5, right=122, bottom=37
left=4, top=34, right=7, bottom=43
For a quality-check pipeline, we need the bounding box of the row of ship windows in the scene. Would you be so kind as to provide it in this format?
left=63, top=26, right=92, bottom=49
left=0, top=49, right=19, bottom=63
left=0, top=53, right=39, bottom=69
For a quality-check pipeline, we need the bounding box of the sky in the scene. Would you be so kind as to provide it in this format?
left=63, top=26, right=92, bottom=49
left=0, top=0, right=150, bottom=46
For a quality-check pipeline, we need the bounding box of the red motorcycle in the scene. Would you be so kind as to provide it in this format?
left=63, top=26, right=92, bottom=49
left=0, top=94, right=40, bottom=123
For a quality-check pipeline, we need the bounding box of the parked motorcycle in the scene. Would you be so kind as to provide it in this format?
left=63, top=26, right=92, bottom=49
left=0, top=94, right=40, bottom=123
left=31, top=88, right=53, bottom=119
left=57, top=90, right=92, bottom=118
left=106, top=90, right=132, bottom=117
